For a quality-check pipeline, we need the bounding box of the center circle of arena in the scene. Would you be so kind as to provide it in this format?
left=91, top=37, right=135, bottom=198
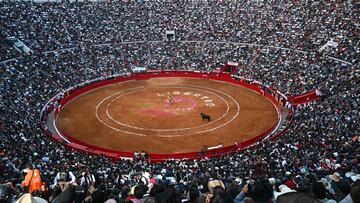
left=95, top=85, right=240, bottom=136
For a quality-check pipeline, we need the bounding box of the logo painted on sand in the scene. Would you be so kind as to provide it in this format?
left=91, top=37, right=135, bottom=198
left=157, top=91, right=216, bottom=107
left=139, top=91, right=216, bottom=117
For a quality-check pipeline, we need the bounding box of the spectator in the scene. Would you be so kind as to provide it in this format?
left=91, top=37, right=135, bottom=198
left=21, top=165, right=43, bottom=194
left=334, top=179, right=351, bottom=203
left=184, top=186, right=201, bottom=203
left=131, top=184, right=148, bottom=203
left=208, top=172, right=225, bottom=195
left=350, top=180, right=360, bottom=203
left=52, top=169, right=76, bottom=189
left=234, top=181, right=273, bottom=203
left=15, top=193, right=47, bottom=203
left=311, top=181, right=336, bottom=203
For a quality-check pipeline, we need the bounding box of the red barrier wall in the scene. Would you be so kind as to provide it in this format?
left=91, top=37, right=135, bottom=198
left=45, top=70, right=284, bottom=160
left=288, top=89, right=320, bottom=106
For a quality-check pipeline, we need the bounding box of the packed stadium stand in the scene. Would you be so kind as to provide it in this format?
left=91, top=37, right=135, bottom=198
left=0, top=0, right=359, bottom=202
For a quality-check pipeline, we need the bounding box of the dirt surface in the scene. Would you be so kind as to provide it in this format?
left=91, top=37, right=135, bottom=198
left=57, top=77, right=278, bottom=153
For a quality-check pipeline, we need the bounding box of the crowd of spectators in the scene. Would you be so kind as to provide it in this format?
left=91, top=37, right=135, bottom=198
left=0, top=0, right=359, bottom=203
left=1, top=0, right=359, bottom=62
left=0, top=33, right=19, bottom=61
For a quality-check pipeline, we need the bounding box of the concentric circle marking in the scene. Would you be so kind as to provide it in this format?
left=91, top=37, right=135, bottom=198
left=105, top=86, right=229, bottom=131
left=95, top=85, right=240, bottom=137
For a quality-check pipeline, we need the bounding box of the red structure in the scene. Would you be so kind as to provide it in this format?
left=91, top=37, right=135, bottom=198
left=222, top=62, right=239, bottom=74
left=288, top=89, right=322, bottom=106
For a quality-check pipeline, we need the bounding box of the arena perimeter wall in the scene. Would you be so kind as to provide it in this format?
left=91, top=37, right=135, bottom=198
left=42, top=70, right=289, bottom=161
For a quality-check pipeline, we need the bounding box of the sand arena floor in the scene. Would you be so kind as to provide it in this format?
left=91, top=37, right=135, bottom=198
left=57, top=77, right=278, bottom=154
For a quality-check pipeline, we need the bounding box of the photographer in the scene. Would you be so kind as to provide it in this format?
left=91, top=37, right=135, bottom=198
left=52, top=168, right=76, bottom=189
